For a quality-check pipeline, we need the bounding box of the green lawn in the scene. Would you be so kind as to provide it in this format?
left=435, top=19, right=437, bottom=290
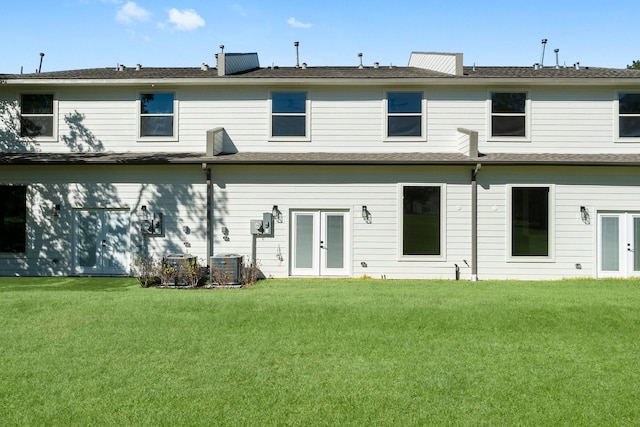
left=1, top=277, right=639, bottom=426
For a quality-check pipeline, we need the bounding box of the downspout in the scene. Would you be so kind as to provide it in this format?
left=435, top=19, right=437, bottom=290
left=203, top=163, right=212, bottom=267
left=471, top=163, right=481, bottom=281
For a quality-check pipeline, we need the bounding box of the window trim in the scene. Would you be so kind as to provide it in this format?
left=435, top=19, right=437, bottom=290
left=397, top=183, right=446, bottom=261
left=0, top=184, right=27, bottom=255
left=488, top=90, right=530, bottom=141
left=136, top=92, right=179, bottom=142
left=19, top=92, right=58, bottom=142
left=268, top=90, right=311, bottom=142
left=507, top=184, right=555, bottom=262
left=384, top=91, right=427, bottom=142
left=615, top=91, right=640, bottom=141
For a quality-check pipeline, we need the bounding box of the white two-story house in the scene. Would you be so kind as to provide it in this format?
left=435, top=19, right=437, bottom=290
left=1, top=50, right=640, bottom=280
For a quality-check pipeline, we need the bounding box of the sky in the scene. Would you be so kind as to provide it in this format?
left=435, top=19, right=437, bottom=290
left=2, top=0, right=639, bottom=74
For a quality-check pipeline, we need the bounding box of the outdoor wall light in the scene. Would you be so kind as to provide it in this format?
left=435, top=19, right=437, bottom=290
left=362, top=205, right=372, bottom=224
left=53, top=204, right=61, bottom=217
left=580, top=206, right=590, bottom=224
left=272, top=205, right=283, bottom=223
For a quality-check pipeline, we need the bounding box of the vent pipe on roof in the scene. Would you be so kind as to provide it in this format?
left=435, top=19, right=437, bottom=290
left=554, top=48, right=560, bottom=69
left=118, top=64, right=125, bottom=72
left=294, top=41, right=300, bottom=68
left=540, top=38, right=548, bottom=68
left=201, top=63, right=209, bottom=71
left=358, top=52, right=363, bottom=69
left=574, top=62, right=580, bottom=70
left=373, top=62, right=379, bottom=68
left=38, top=52, right=45, bottom=73
left=301, top=62, right=307, bottom=69
left=136, top=64, right=142, bottom=71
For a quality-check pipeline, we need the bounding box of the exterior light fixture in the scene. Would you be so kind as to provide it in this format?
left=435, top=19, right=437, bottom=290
left=580, top=206, right=590, bottom=224
left=272, top=205, right=283, bottom=223
left=362, top=205, right=371, bottom=223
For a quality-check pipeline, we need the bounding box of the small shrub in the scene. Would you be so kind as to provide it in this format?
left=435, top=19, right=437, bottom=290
left=131, top=256, right=160, bottom=288
left=183, top=257, right=204, bottom=288
left=240, top=260, right=261, bottom=287
left=160, top=259, right=180, bottom=287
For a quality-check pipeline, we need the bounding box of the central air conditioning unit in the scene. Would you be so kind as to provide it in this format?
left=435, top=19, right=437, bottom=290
left=210, top=254, right=243, bottom=287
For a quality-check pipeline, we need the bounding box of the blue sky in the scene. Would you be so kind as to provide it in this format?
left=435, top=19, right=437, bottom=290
left=2, top=0, right=639, bottom=73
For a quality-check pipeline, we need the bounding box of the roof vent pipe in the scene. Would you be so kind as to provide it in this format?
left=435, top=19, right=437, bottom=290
left=358, top=52, right=363, bottom=69
left=373, top=62, right=379, bottom=68
left=118, top=64, right=125, bottom=71
left=136, top=64, right=142, bottom=71
left=301, top=62, right=307, bottom=69
left=38, top=52, right=45, bottom=73
left=554, top=48, right=560, bottom=69
left=201, top=63, right=209, bottom=71
left=219, top=44, right=224, bottom=53
left=574, top=62, right=580, bottom=70
left=294, top=41, right=300, bottom=68
left=540, top=38, right=548, bottom=68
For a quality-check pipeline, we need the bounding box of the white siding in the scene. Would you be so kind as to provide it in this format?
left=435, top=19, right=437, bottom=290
left=212, top=164, right=472, bottom=280
left=476, top=165, right=640, bottom=280
left=0, top=165, right=207, bottom=276
left=3, top=84, right=640, bottom=155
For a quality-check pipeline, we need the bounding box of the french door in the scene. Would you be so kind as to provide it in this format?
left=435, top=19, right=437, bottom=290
left=291, top=210, right=350, bottom=276
left=73, top=209, right=130, bottom=275
left=597, top=212, right=640, bottom=278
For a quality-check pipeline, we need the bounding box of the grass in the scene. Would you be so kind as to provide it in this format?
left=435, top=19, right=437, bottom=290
left=1, top=277, right=639, bottom=426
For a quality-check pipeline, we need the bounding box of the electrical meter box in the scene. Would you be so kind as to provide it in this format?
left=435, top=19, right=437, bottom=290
left=250, top=213, right=274, bottom=236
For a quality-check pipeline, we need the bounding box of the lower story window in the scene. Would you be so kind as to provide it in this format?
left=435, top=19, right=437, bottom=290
left=0, top=185, right=27, bottom=253
left=402, top=185, right=441, bottom=256
left=511, top=186, right=549, bottom=257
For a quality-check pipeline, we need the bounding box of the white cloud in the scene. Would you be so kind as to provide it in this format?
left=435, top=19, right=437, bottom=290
left=167, top=8, right=205, bottom=31
left=287, top=17, right=312, bottom=29
left=116, top=1, right=150, bottom=24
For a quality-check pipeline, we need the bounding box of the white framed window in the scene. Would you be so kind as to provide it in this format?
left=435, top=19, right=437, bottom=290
left=490, top=91, right=529, bottom=139
left=138, top=92, right=178, bottom=140
left=617, top=92, right=640, bottom=139
left=385, top=91, right=425, bottom=140
left=269, top=91, right=309, bottom=140
left=508, top=184, right=554, bottom=262
left=398, top=184, right=445, bottom=260
left=20, top=93, right=57, bottom=140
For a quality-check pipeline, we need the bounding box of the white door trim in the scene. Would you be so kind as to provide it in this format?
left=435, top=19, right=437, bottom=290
left=290, top=209, right=351, bottom=277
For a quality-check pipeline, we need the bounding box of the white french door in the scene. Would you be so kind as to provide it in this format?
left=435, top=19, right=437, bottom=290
left=597, top=212, right=640, bottom=278
left=291, top=210, right=350, bottom=276
left=73, top=209, right=130, bottom=275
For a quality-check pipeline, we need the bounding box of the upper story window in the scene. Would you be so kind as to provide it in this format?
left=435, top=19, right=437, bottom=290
left=400, top=185, right=442, bottom=258
left=619, top=93, right=640, bottom=138
left=139, top=93, right=176, bottom=138
left=386, top=92, right=423, bottom=138
left=271, top=92, right=308, bottom=138
left=491, top=92, right=527, bottom=138
left=0, top=185, right=27, bottom=254
left=20, top=94, right=55, bottom=138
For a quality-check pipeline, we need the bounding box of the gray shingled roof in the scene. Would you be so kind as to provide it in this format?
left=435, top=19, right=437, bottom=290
left=4, top=65, right=640, bottom=80
left=3, top=151, right=640, bottom=166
